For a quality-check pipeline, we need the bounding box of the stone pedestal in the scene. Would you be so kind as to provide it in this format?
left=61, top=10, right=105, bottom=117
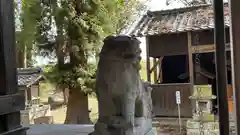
left=21, top=104, right=52, bottom=125
left=186, top=85, right=219, bottom=135
left=34, top=116, right=54, bottom=124
left=187, top=120, right=219, bottom=134
left=91, top=117, right=155, bottom=135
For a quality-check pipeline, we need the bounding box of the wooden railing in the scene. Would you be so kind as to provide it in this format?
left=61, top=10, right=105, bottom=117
left=151, top=83, right=192, bottom=118
left=21, top=105, right=51, bottom=124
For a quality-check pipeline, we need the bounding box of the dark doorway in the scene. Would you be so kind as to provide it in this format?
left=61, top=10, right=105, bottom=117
left=161, top=55, right=188, bottom=83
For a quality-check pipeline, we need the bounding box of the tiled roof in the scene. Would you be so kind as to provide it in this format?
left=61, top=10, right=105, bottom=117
left=130, top=3, right=229, bottom=37
left=17, top=68, right=44, bottom=87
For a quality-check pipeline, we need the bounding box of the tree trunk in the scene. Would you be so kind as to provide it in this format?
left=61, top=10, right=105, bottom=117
left=16, top=45, right=27, bottom=68
left=62, top=88, right=68, bottom=104
left=64, top=89, right=91, bottom=124
left=16, top=50, right=24, bottom=68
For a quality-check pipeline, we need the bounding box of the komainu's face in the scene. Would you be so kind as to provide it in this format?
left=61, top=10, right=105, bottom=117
left=101, top=36, right=141, bottom=62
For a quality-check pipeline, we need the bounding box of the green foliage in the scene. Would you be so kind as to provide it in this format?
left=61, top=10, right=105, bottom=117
left=36, top=0, right=147, bottom=94
left=45, top=63, right=96, bottom=94
left=17, top=0, right=41, bottom=48
left=115, top=0, right=147, bottom=34
left=15, top=0, right=43, bottom=67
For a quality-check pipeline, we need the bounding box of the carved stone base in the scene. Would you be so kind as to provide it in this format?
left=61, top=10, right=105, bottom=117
left=186, top=120, right=219, bottom=129
left=186, top=120, right=219, bottom=135
left=90, top=118, right=155, bottom=135
left=187, top=129, right=219, bottom=135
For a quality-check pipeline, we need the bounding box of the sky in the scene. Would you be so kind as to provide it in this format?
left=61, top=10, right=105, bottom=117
left=149, top=0, right=184, bottom=11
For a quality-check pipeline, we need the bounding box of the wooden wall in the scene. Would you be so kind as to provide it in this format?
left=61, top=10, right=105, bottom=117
left=147, top=29, right=231, bottom=118
left=147, top=28, right=230, bottom=57
left=148, top=33, right=188, bottom=57
left=151, top=83, right=192, bottom=118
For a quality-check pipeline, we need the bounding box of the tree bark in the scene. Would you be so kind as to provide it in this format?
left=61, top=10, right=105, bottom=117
left=64, top=89, right=91, bottom=124
left=62, top=88, right=68, bottom=104
left=16, top=45, right=27, bottom=68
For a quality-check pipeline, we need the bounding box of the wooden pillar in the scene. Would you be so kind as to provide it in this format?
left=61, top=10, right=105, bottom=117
left=25, top=90, right=28, bottom=105
left=187, top=32, right=194, bottom=90
left=213, top=0, right=229, bottom=135
left=229, top=0, right=240, bottom=133
left=146, top=36, right=151, bottom=83
left=0, top=0, right=27, bottom=134
left=187, top=32, right=195, bottom=114
left=27, top=87, right=32, bottom=102
left=213, top=0, right=229, bottom=133
left=153, top=58, right=158, bottom=83
left=38, top=83, right=40, bottom=98
left=157, top=57, right=164, bottom=83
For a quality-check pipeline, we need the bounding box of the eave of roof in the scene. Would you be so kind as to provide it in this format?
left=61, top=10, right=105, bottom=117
left=17, top=68, right=45, bottom=87
left=130, top=3, right=229, bottom=37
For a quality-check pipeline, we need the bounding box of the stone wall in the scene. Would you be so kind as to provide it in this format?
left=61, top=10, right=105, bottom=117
left=153, top=117, right=188, bottom=135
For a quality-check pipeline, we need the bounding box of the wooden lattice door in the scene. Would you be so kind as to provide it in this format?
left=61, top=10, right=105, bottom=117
left=0, top=0, right=27, bottom=134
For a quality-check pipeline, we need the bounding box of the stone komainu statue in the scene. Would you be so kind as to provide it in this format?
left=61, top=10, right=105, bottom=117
left=90, top=35, right=154, bottom=135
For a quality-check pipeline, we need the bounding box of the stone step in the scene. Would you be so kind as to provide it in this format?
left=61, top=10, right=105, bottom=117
left=153, top=117, right=189, bottom=127
left=26, top=124, right=94, bottom=135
